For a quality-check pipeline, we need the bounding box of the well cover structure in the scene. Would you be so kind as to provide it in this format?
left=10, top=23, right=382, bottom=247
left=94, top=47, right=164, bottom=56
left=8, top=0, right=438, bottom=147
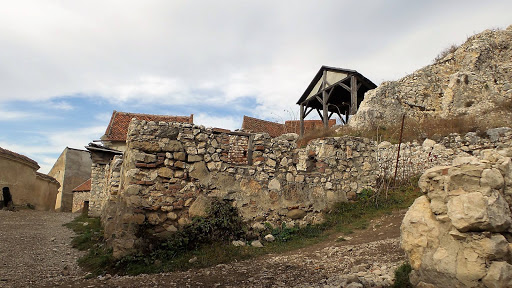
left=296, top=66, right=376, bottom=136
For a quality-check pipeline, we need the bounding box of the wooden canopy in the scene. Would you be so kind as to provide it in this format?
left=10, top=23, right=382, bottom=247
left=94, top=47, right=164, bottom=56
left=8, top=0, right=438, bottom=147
left=296, top=66, right=377, bottom=137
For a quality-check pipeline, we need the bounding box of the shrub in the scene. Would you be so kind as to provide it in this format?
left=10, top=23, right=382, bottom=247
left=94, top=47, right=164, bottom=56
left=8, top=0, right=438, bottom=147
left=433, top=44, right=458, bottom=63
left=392, top=262, right=413, bottom=288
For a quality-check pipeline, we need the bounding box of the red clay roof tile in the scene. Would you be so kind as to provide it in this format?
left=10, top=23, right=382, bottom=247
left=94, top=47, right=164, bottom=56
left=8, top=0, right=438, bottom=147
left=102, top=111, right=194, bottom=141
left=72, top=178, right=91, bottom=192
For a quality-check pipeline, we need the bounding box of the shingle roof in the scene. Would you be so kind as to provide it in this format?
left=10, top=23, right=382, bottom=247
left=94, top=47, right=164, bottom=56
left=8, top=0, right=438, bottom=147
left=102, top=111, right=194, bottom=141
left=72, top=178, right=91, bottom=192
left=0, top=146, right=39, bottom=169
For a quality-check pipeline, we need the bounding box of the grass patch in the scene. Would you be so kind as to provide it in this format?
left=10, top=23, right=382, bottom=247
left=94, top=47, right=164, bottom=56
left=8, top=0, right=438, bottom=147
left=66, top=180, right=421, bottom=278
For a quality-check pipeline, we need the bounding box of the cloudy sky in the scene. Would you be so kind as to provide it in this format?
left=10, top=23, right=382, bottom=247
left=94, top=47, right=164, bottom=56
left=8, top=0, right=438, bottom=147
left=1, top=0, right=511, bottom=173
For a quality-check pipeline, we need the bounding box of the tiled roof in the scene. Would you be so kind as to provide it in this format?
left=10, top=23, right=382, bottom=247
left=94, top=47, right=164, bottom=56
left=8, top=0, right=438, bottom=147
left=0, top=146, right=39, bottom=169
left=242, top=116, right=337, bottom=137
left=242, top=116, right=285, bottom=138
left=102, top=111, right=194, bottom=141
left=72, top=178, right=91, bottom=192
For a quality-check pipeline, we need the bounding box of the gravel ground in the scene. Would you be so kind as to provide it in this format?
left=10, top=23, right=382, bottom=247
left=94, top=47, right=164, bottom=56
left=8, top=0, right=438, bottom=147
left=0, top=209, right=407, bottom=288
left=0, top=209, right=86, bottom=288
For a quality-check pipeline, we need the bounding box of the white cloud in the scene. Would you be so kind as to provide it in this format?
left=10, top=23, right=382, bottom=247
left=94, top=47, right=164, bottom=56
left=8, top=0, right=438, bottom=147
left=0, top=125, right=105, bottom=173
left=193, top=113, right=240, bottom=131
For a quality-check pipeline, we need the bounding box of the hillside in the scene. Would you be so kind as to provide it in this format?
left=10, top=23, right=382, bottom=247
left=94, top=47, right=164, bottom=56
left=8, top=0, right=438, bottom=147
left=349, top=25, right=512, bottom=129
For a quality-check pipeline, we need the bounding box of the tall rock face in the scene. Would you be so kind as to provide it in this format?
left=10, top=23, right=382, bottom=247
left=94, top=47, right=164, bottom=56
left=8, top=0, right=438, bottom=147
left=401, top=148, right=512, bottom=287
left=349, top=25, right=512, bottom=129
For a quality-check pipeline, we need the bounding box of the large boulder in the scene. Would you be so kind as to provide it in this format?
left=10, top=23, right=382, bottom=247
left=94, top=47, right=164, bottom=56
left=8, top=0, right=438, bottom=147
left=401, top=150, right=512, bottom=287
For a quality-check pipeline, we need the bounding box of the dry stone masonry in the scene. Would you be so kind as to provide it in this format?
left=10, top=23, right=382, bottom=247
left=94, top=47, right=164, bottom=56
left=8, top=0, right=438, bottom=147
left=401, top=148, right=512, bottom=287
left=101, top=119, right=377, bottom=257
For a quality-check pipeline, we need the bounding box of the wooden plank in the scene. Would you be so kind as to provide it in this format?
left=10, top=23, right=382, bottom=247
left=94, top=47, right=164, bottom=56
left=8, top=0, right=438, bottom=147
left=350, top=76, right=358, bottom=115
left=338, top=82, right=351, bottom=92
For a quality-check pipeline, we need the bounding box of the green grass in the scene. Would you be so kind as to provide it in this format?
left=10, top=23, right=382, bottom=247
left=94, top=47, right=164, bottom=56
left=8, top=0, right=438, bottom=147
left=392, top=262, right=413, bottom=288
left=65, top=179, right=421, bottom=278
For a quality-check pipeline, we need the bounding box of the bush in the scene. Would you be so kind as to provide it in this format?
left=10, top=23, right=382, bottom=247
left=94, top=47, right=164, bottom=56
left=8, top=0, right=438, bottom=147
left=433, top=44, right=458, bottom=63
left=392, top=262, right=413, bottom=288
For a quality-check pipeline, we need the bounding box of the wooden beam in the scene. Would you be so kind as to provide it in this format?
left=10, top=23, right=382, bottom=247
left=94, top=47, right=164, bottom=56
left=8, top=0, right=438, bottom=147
left=304, top=106, right=314, bottom=118
left=357, top=82, right=362, bottom=91
left=316, top=108, right=324, bottom=121
left=300, top=103, right=305, bottom=137
left=350, top=76, right=358, bottom=115
left=337, top=111, right=346, bottom=125
left=322, top=90, right=328, bottom=129
left=321, top=70, right=327, bottom=90
left=338, top=82, right=351, bottom=92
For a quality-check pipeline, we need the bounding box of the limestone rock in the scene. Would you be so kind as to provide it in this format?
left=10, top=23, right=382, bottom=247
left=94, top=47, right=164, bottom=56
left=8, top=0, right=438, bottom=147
left=188, top=195, right=211, bottom=218
left=447, top=191, right=512, bottom=232
left=287, top=209, right=306, bottom=220
left=264, top=234, right=275, bottom=242
left=482, top=261, right=512, bottom=288
left=251, top=240, right=264, bottom=248
left=349, top=26, right=512, bottom=130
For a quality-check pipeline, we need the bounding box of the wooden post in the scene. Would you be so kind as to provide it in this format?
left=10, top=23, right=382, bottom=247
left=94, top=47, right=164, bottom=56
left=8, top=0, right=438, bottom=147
left=299, top=103, right=305, bottom=137
left=322, top=90, right=328, bottom=129
left=350, top=75, right=358, bottom=115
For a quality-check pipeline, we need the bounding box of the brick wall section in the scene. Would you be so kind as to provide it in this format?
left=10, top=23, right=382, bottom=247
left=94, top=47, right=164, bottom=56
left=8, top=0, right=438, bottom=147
left=242, top=116, right=284, bottom=137
left=242, top=116, right=337, bottom=137
left=285, top=119, right=336, bottom=134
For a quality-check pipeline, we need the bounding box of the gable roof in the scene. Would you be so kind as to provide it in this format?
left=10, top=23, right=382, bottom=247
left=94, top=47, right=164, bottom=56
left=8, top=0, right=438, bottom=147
left=297, top=65, right=377, bottom=105
left=72, top=178, right=91, bottom=192
left=0, top=146, right=39, bottom=170
left=102, top=111, right=194, bottom=142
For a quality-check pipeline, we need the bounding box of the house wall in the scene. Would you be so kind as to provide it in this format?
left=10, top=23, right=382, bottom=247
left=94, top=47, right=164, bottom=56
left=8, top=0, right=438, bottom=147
left=48, top=148, right=92, bottom=212
left=48, top=149, right=66, bottom=211
left=34, top=175, right=60, bottom=211
left=0, top=156, right=38, bottom=207
left=72, top=191, right=91, bottom=213
left=102, top=119, right=377, bottom=257
left=0, top=154, right=59, bottom=211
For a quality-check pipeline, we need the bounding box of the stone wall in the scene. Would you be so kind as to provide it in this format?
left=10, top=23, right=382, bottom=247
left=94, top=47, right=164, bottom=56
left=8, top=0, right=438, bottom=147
left=377, top=127, right=512, bottom=181
left=102, top=119, right=377, bottom=257
left=89, top=164, right=107, bottom=217
left=72, top=191, right=90, bottom=213
left=401, top=148, right=512, bottom=287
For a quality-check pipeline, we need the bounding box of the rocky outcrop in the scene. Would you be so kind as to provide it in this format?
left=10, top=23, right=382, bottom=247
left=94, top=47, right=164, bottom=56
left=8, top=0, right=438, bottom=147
left=350, top=25, right=512, bottom=129
left=401, top=148, right=512, bottom=287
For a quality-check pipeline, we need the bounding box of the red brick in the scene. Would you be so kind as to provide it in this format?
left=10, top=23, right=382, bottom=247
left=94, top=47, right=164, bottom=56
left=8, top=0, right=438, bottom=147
left=135, top=162, right=147, bottom=168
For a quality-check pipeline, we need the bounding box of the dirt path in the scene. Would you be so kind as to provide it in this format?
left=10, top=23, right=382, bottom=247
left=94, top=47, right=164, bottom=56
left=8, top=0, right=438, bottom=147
left=51, top=210, right=407, bottom=288
left=0, top=210, right=86, bottom=288
left=0, top=209, right=407, bottom=288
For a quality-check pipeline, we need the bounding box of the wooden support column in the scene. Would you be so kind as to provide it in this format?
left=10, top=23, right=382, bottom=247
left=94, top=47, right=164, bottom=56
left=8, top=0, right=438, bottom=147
left=299, top=103, right=305, bottom=137
left=350, top=75, right=358, bottom=115
left=322, top=90, right=329, bottom=129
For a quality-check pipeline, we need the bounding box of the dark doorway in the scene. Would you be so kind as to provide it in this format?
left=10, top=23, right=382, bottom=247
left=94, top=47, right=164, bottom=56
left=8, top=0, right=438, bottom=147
left=82, top=201, right=89, bottom=216
left=3, top=187, right=12, bottom=208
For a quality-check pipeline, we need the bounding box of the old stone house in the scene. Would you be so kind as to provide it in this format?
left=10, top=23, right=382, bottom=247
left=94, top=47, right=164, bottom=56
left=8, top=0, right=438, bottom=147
left=0, top=146, right=60, bottom=210
left=48, top=147, right=92, bottom=212
left=71, top=178, right=91, bottom=213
